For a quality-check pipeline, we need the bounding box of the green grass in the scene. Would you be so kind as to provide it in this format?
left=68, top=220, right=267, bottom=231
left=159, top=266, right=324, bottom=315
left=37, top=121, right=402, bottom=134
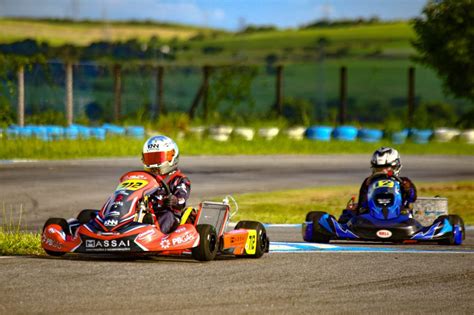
left=0, top=136, right=472, bottom=160
left=0, top=205, right=42, bottom=256
left=229, top=181, right=474, bottom=225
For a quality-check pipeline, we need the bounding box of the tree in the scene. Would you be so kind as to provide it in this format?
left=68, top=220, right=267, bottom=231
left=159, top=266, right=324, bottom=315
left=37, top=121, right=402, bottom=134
left=412, top=0, right=474, bottom=102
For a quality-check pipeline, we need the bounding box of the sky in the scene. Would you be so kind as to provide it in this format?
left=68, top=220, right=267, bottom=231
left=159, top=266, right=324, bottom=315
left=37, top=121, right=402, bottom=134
left=0, top=0, right=428, bottom=30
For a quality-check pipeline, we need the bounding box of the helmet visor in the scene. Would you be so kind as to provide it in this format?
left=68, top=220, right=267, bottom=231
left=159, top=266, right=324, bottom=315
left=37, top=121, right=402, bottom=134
left=143, top=150, right=175, bottom=166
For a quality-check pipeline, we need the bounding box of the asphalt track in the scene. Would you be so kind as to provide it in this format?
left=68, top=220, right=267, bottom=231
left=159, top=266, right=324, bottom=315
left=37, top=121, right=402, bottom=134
left=1, top=155, right=473, bottom=230
left=0, top=155, right=473, bottom=314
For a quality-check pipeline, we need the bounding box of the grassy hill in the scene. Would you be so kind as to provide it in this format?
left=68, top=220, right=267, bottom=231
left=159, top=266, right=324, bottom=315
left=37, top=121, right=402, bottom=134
left=0, top=18, right=415, bottom=61
left=182, top=22, right=415, bottom=63
left=0, top=18, right=216, bottom=46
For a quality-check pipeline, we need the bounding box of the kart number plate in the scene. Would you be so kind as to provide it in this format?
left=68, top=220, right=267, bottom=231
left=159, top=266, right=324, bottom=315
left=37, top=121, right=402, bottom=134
left=374, top=180, right=394, bottom=188
left=245, top=230, right=257, bottom=255
left=116, top=179, right=148, bottom=191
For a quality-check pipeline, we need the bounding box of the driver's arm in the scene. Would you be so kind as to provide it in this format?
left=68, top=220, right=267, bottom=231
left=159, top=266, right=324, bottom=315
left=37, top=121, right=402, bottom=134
left=169, top=176, right=191, bottom=213
left=356, top=177, right=370, bottom=213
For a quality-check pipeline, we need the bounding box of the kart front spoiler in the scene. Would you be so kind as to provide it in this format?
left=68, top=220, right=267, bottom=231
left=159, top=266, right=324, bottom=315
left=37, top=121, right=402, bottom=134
left=303, top=213, right=457, bottom=243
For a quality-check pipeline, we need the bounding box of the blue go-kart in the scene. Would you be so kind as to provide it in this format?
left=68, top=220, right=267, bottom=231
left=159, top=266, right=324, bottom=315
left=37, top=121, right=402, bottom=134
left=302, top=174, right=465, bottom=245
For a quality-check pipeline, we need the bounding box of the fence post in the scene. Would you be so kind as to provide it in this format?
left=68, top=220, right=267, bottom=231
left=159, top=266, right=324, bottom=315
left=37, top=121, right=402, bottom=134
left=202, top=65, right=211, bottom=120
left=275, top=65, right=283, bottom=115
left=17, top=64, right=25, bottom=127
left=408, top=67, right=415, bottom=126
left=156, top=66, right=165, bottom=117
left=339, top=66, right=347, bottom=125
left=113, top=64, right=122, bottom=122
left=65, top=61, right=74, bottom=126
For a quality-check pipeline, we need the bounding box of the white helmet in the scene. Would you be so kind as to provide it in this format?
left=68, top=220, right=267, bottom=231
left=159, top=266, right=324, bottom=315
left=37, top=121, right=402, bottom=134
left=142, top=135, right=179, bottom=175
left=370, top=147, right=402, bottom=175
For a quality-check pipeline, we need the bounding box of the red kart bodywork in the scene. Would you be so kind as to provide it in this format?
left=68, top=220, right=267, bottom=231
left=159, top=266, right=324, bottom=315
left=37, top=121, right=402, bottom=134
left=42, top=171, right=267, bottom=260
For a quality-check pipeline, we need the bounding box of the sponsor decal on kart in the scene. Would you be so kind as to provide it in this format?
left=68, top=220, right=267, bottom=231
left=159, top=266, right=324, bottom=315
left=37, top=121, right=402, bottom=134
left=128, top=174, right=148, bottom=180
left=230, top=235, right=246, bottom=244
left=172, top=232, right=194, bottom=245
left=174, top=226, right=186, bottom=233
left=136, top=229, right=157, bottom=241
left=376, top=229, right=392, bottom=238
left=104, top=219, right=119, bottom=227
left=42, top=235, right=63, bottom=249
left=85, top=239, right=131, bottom=251
left=160, top=238, right=171, bottom=249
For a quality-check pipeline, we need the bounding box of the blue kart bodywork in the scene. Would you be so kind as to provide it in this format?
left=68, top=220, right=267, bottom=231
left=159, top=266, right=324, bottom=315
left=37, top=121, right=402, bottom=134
left=303, top=176, right=465, bottom=245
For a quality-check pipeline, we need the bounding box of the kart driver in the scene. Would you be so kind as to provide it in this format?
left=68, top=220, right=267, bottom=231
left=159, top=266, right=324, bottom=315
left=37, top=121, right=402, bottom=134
left=355, top=147, right=417, bottom=214
left=142, top=135, right=191, bottom=234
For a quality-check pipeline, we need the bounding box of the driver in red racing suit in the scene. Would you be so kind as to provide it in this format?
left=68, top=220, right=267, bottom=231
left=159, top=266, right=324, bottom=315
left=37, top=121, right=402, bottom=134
left=356, top=147, right=417, bottom=214
left=142, top=135, right=191, bottom=234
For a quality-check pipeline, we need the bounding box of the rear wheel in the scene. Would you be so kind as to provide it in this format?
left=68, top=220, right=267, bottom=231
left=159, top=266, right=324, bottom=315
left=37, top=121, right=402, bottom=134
left=305, top=211, right=331, bottom=243
left=42, top=218, right=69, bottom=256
left=235, top=221, right=268, bottom=258
left=192, top=224, right=218, bottom=261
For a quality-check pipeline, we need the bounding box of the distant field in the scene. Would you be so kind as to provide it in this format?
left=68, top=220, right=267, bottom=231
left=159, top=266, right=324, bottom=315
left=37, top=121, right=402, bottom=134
left=0, top=18, right=208, bottom=45
left=0, top=19, right=414, bottom=60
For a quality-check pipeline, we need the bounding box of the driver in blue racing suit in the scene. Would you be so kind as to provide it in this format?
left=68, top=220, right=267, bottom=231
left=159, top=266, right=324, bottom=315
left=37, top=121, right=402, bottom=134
left=355, top=147, right=417, bottom=215
left=142, top=135, right=191, bottom=234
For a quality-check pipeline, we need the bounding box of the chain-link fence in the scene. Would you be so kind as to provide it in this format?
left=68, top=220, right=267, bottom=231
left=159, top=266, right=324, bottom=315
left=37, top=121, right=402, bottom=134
left=1, top=59, right=470, bottom=125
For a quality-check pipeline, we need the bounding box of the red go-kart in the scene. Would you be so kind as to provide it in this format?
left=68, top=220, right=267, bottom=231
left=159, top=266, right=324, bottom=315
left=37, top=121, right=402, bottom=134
left=42, top=170, right=269, bottom=261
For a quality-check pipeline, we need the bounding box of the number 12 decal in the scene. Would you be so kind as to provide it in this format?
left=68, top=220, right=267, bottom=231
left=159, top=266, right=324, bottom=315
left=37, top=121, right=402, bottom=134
left=116, top=179, right=148, bottom=191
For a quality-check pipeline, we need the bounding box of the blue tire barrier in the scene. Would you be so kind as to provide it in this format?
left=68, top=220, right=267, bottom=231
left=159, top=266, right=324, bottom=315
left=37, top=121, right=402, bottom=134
left=31, top=126, right=50, bottom=141
left=410, top=129, right=433, bottom=144
left=90, top=127, right=106, bottom=140
left=77, top=126, right=91, bottom=139
left=69, top=124, right=91, bottom=139
left=305, top=126, right=333, bottom=141
left=126, top=126, right=145, bottom=138
left=358, top=128, right=383, bottom=142
left=333, top=126, right=358, bottom=141
left=7, top=126, right=21, bottom=138
left=46, top=125, right=64, bottom=140
left=391, top=130, right=409, bottom=144
left=103, top=123, right=126, bottom=136
left=64, top=126, right=79, bottom=140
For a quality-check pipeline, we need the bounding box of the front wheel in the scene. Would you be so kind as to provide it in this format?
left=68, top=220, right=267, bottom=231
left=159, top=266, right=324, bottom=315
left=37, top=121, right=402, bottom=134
left=437, top=215, right=465, bottom=245
left=42, top=218, right=69, bottom=256
left=192, top=224, right=218, bottom=261
left=77, top=209, right=98, bottom=224
left=235, top=221, right=268, bottom=258
left=305, top=211, right=331, bottom=243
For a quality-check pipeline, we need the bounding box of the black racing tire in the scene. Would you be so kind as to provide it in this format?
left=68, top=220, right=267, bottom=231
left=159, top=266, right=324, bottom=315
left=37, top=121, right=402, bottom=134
left=192, top=224, right=218, bottom=261
left=235, top=221, right=268, bottom=258
left=305, top=211, right=331, bottom=243
left=436, top=215, right=465, bottom=245
left=77, top=209, right=98, bottom=224
left=42, top=218, right=69, bottom=256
